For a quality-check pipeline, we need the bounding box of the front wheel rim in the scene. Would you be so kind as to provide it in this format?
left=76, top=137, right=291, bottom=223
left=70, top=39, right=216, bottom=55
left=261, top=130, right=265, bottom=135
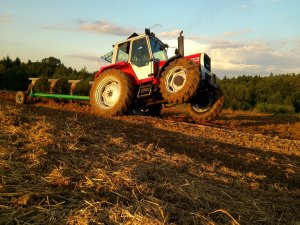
left=95, top=77, right=120, bottom=109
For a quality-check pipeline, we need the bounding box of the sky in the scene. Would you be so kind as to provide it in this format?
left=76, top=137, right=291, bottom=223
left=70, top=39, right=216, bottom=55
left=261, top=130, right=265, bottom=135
left=0, top=0, right=300, bottom=77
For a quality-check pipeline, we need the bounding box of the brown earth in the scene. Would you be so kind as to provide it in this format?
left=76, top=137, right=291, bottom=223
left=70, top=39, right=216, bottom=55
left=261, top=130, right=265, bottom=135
left=163, top=106, right=300, bottom=141
left=3, top=90, right=300, bottom=141
left=0, top=91, right=300, bottom=224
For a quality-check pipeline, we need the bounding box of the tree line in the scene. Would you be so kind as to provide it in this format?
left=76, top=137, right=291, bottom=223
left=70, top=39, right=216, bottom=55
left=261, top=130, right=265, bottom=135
left=218, top=73, right=300, bottom=113
left=1, top=56, right=300, bottom=113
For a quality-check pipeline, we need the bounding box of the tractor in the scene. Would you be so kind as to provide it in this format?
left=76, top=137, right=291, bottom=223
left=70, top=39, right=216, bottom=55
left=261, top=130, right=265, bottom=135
left=90, top=29, right=224, bottom=121
left=15, top=29, right=223, bottom=122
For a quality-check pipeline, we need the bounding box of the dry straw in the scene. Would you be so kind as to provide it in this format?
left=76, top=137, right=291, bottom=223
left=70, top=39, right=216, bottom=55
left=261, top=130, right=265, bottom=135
left=0, top=99, right=299, bottom=224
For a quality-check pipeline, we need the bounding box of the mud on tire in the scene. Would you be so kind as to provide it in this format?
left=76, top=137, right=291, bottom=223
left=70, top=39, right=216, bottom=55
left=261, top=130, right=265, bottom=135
left=159, top=57, right=200, bottom=104
left=90, top=69, right=134, bottom=116
left=187, top=88, right=224, bottom=122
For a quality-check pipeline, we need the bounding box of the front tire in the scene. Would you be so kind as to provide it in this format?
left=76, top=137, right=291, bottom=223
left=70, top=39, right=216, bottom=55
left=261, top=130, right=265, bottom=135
left=159, top=57, right=200, bottom=104
left=90, top=69, right=134, bottom=116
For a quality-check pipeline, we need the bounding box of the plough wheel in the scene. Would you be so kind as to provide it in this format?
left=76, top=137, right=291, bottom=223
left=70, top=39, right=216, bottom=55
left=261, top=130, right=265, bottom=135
left=15, top=91, right=27, bottom=105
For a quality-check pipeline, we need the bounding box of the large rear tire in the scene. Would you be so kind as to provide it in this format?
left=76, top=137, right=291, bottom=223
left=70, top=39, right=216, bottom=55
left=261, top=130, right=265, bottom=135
left=90, top=69, right=134, bottom=116
left=159, top=57, right=200, bottom=104
left=187, top=88, right=224, bottom=122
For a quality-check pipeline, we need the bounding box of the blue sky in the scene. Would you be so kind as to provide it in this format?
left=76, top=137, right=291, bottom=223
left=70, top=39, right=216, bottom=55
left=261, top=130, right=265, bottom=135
left=0, top=0, right=299, bottom=77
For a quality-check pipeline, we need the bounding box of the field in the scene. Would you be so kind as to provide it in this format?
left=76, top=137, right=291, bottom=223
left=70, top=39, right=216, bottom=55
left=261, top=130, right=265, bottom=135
left=0, top=92, right=300, bottom=224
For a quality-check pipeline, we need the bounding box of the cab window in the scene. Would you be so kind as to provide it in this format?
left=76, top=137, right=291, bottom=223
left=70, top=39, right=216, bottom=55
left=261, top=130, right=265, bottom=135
left=131, top=37, right=150, bottom=67
left=116, top=41, right=130, bottom=62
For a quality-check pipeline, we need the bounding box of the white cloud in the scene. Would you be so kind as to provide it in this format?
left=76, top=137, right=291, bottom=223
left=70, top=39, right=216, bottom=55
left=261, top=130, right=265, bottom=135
left=240, top=0, right=281, bottom=12
left=43, top=20, right=135, bottom=37
left=43, top=23, right=76, bottom=31
left=162, top=39, right=209, bottom=58
left=223, top=29, right=251, bottom=37
left=0, top=13, right=14, bottom=24
left=206, top=39, right=300, bottom=76
left=70, top=54, right=100, bottom=62
left=159, top=29, right=182, bottom=39
left=256, top=0, right=282, bottom=3
left=70, top=53, right=109, bottom=66
left=78, top=20, right=133, bottom=36
left=240, top=4, right=248, bottom=9
left=60, top=26, right=300, bottom=76
left=68, top=53, right=109, bottom=72
left=161, top=32, right=300, bottom=76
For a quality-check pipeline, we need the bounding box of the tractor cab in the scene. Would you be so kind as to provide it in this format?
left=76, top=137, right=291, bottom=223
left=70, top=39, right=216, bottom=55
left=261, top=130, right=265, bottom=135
left=101, top=30, right=168, bottom=81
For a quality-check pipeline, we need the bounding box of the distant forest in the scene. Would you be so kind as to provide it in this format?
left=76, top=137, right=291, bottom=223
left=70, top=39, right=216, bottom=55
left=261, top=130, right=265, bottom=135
left=219, top=73, right=300, bottom=113
left=1, top=56, right=300, bottom=114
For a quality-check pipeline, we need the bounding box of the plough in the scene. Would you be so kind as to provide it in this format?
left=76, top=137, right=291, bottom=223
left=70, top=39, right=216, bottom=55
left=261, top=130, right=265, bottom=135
left=15, top=77, right=91, bottom=104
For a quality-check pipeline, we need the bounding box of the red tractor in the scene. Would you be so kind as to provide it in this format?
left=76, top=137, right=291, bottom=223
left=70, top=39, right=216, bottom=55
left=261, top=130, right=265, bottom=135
left=90, top=29, right=224, bottom=121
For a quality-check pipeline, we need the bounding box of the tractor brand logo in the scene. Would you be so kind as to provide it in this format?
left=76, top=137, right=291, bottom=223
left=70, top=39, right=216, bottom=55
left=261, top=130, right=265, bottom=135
left=191, top=57, right=200, bottom=62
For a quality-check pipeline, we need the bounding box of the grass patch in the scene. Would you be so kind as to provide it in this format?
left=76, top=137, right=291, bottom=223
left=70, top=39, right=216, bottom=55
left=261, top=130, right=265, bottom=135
left=255, top=103, right=295, bottom=114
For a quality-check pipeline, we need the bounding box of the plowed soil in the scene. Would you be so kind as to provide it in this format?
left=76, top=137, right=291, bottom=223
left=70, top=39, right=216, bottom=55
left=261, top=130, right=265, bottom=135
left=0, top=91, right=300, bottom=224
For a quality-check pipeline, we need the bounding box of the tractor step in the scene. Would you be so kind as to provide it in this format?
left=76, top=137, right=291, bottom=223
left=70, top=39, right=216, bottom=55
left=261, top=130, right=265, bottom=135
left=137, top=84, right=153, bottom=98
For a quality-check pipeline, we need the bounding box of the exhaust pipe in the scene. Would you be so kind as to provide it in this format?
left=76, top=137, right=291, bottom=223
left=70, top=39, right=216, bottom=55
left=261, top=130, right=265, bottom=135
left=177, top=31, right=184, bottom=56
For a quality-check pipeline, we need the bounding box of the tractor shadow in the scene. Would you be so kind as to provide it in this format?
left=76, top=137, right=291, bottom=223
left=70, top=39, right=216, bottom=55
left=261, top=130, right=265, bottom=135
left=25, top=103, right=300, bottom=190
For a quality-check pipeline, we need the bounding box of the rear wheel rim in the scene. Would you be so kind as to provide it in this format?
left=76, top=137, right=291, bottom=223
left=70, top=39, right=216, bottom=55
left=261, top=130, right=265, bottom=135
left=165, top=66, right=187, bottom=93
left=192, top=94, right=213, bottom=113
left=95, top=77, right=120, bottom=109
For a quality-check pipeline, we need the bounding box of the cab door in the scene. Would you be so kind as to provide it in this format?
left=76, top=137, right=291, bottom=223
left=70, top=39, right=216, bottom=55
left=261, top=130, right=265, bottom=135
left=129, top=37, right=153, bottom=80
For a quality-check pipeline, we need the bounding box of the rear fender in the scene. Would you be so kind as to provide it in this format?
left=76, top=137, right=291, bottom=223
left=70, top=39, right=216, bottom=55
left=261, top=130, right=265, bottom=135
left=157, top=55, right=182, bottom=78
left=184, top=53, right=201, bottom=65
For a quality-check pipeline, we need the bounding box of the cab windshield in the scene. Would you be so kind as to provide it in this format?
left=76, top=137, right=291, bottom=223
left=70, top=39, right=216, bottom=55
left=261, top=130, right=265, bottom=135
left=150, top=37, right=168, bottom=61
left=101, top=51, right=113, bottom=63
